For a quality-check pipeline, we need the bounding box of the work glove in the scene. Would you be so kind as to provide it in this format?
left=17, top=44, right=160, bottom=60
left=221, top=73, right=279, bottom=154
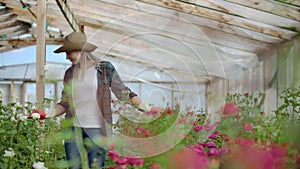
left=27, top=109, right=56, bottom=120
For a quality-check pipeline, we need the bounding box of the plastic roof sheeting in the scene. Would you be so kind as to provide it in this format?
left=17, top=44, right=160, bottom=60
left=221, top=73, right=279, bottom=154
left=0, top=62, right=70, bottom=81
left=0, top=0, right=299, bottom=82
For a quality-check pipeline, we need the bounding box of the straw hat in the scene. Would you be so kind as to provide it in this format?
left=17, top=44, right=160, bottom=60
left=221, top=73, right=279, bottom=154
left=54, top=32, right=97, bottom=53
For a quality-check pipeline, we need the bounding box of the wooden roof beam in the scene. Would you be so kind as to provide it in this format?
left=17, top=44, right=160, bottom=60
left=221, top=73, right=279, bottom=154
left=179, top=0, right=300, bottom=30
left=136, top=0, right=297, bottom=40
left=0, top=18, right=18, bottom=29
left=225, top=0, right=300, bottom=22
left=0, top=29, right=28, bottom=38
left=273, top=0, right=300, bottom=7
left=0, top=12, right=14, bottom=22
left=91, top=0, right=284, bottom=44
left=0, top=24, right=29, bottom=35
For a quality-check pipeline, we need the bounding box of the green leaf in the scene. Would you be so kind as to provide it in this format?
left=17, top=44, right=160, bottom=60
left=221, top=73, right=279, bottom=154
left=7, top=130, right=17, bottom=135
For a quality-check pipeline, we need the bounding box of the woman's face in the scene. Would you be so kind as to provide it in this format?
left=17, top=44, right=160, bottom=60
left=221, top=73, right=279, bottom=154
left=66, top=51, right=81, bottom=65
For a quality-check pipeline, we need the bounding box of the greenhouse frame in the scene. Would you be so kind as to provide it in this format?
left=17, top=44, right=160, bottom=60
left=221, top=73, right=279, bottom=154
left=0, top=0, right=300, bottom=168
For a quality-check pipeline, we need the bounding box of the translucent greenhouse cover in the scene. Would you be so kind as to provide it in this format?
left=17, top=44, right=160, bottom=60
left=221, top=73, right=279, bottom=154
left=0, top=62, right=70, bottom=81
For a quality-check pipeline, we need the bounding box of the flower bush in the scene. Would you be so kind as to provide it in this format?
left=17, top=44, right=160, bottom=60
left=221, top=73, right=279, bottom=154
left=0, top=97, right=66, bottom=169
left=1, top=86, right=299, bottom=169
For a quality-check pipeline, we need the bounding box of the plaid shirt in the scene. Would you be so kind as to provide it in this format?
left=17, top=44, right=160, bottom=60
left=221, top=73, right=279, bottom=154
left=58, top=61, right=137, bottom=135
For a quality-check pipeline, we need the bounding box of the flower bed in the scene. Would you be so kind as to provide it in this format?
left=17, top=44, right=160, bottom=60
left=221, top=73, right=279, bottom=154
left=1, top=87, right=299, bottom=169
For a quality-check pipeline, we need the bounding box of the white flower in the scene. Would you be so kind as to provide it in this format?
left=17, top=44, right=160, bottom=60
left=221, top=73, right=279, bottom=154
left=33, top=162, right=48, bottom=169
left=3, top=148, right=15, bottom=157
left=18, top=114, right=28, bottom=121
left=10, top=116, right=17, bottom=122
left=31, top=113, right=40, bottom=119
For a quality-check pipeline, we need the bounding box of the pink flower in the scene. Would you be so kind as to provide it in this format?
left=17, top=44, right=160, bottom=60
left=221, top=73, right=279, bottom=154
left=177, top=117, right=186, bottom=124
left=135, top=127, right=152, bottom=137
left=146, top=107, right=162, bottom=116
left=208, top=148, right=219, bottom=156
left=204, top=123, right=219, bottom=131
left=218, top=147, right=229, bottom=155
left=243, top=123, right=254, bottom=132
left=187, top=111, right=194, bottom=116
left=208, top=134, right=217, bottom=139
left=189, top=120, right=196, bottom=125
left=193, top=125, right=204, bottom=132
left=108, top=150, right=119, bottom=161
left=222, top=102, right=239, bottom=117
left=168, top=149, right=209, bottom=169
left=127, top=156, right=144, bottom=167
left=115, top=157, right=128, bottom=165
left=235, top=138, right=254, bottom=147
left=188, top=144, right=206, bottom=156
left=205, top=141, right=217, bottom=148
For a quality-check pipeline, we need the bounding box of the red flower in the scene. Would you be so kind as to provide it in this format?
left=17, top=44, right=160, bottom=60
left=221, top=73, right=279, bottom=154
left=164, top=107, right=173, bottom=115
left=222, top=102, right=239, bottom=117
left=27, top=109, right=47, bottom=120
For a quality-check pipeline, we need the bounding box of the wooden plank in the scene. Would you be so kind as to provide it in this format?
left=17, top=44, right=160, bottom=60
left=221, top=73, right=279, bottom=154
left=225, top=0, right=300, bottom=22
left=10, top=80, right=14, bottom=102
left=5, top=1, right=72, bottom=35
left=0, top=12, right=14, bottom=21
left=0, top=24, right=25, bottom=35
left=136, top=0, right=297, bottom=39
left=273, top=0, right=300, bottom=7
left=0, top=37, right=63, bottom=45
left=89, top=0, right=283, bottom=43
left=36, top=0, right=46, bottom=109
left=47, top=1, right=275, bottom=53
left=0, top=19, right=18, bottom=29
left=180, top=0, right=300, bottom=30
left=0, top=29, right=28, bottom=39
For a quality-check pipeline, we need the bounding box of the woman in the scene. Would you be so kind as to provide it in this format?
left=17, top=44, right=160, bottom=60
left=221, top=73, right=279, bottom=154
left=51, top=32, right=148, bottom=168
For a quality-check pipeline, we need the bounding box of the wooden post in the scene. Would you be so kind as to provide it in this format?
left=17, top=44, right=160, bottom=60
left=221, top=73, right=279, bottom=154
left=10, top=80, right=14, bottom=103
left=36, top=0, right=46, bottom=110
left=22, top=82, right=26, bottom=105
left=54, top=82, right=59, bottom=102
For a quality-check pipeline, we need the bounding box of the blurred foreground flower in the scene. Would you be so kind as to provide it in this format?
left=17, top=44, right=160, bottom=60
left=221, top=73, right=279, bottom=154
left=222, top=102, right=239, bottom=117
left=168, top=149, right=209, bottom=169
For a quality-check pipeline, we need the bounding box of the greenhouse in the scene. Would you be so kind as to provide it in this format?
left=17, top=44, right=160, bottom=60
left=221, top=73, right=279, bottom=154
left=0, top=0, right=299, bottom=169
